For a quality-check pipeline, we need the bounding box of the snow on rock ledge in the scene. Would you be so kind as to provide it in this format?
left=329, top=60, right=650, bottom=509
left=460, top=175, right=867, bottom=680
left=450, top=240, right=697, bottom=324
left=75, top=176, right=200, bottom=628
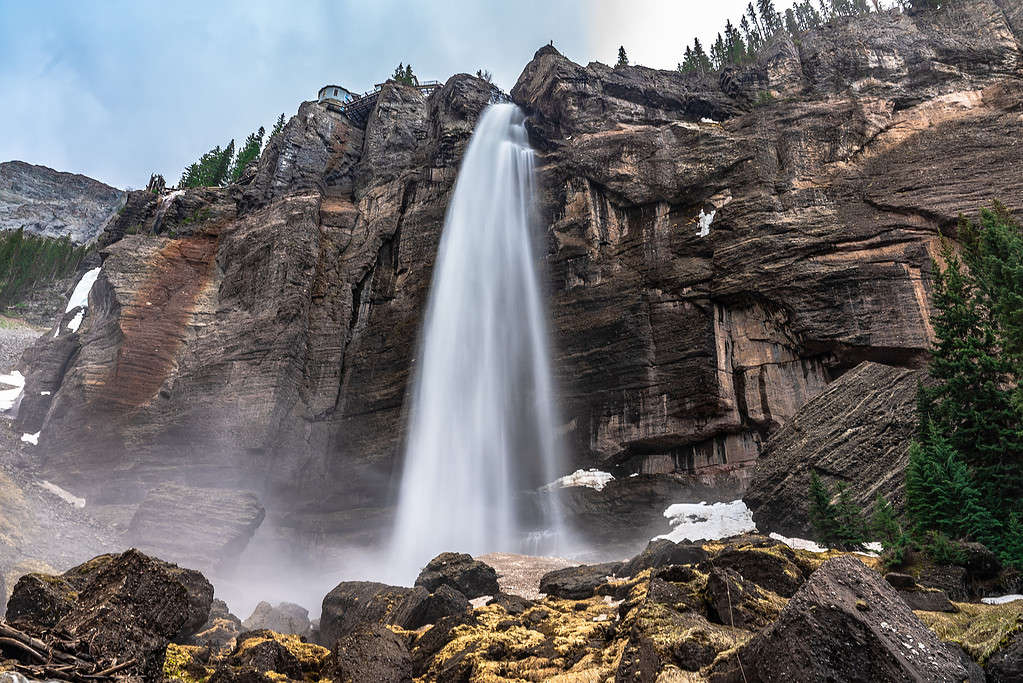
left=982, top=594, right=1023, bottom=605
left=542, top=469, right=614, bottom=492
left=0, top=370, right=25, bottom=414
left=655, top=500, right=756, bottom=543
left=38, top=481, right=86, bottom=508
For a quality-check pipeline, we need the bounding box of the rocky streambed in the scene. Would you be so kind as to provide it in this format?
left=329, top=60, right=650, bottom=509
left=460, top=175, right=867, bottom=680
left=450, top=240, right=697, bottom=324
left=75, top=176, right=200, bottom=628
left=0, top=536, right=1020, bottom=681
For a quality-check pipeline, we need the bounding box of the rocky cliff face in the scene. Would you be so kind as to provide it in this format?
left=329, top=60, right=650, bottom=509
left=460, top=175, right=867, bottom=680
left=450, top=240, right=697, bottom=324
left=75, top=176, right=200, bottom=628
left=0, top=161, right=124, bottom=243
left=12, top=1, right=1023, bottom=551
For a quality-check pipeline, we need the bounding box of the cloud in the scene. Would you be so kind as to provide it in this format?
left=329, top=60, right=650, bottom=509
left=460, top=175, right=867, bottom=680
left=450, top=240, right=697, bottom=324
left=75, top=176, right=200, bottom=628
left=0, top=0, right=794, bottom=189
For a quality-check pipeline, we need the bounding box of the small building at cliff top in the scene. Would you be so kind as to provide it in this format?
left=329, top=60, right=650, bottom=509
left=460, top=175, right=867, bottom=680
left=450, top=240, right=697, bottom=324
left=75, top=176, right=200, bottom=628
left=317, top=85, right=355, bottom=105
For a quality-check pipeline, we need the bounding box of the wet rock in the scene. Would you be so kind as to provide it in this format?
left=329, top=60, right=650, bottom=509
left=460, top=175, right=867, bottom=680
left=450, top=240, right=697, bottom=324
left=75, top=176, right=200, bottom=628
left=410, top=611, right=476, bottom=677
left=231, top=631, right=303, bottom=679
left=327, top=622, right=412, bottom=683
left=241, top=601, right=311, bottom=638
left=485, top=592, right=533, bottom=615
left=986, top=629, right=1023, bottom=682
left=389, top=584, right=470, bottom=630
left=191, top=598, right=242, bottom=647
left=705, top=566, right=786, bottom=630
left=17, top=549, right=214, bottom=679
left=415, top=552, right=500, bottom=599
left=538, top=561, right=622, bottom=599
left=709, top=555, right=976, bottom=682
left=705, top=546, right=806, bottom=598
left=619, top=539, right=709, bottom=577
left=320, top=581, right=411, bottom=645
left=5, top=573, right=78, bottom=629
left=126, top=483, right=265, bottom=575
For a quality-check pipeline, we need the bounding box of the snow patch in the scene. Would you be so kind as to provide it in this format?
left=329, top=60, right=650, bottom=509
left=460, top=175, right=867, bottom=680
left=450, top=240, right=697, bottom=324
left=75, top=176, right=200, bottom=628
left=20, top=432, right=39, bottom=445
left=769, top=532, right=828, bottom=553
left=66, top=267, right=101, bottom=312
left=655, top=500, right=756, bottom=543
left=982, top=594, right=1023, bottom=605
left=697, top=209, right=716, bottom=237
left=40, top=391, right=50, bottom=396
left=700, top=117, right=719, bottom=124
left=0, top=370, right=25, bottom=413
left=38, top=481, right=85, bottom=508
left=66, top=309, right=85, bottom=333
left=543, top=469, right=614, bottom=492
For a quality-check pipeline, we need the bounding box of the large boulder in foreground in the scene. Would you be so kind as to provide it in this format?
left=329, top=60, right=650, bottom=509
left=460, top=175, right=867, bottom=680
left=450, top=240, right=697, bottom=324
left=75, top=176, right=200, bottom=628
left=7, top=549, right=213, bottom=679
left=327, top=623, right=413, bottom=683
left=414, top=552, right=499, bottom=599
left=746, top=362, right=922, bottom=538
left=319, top=581, right=410, bottom=646
left=710, top=555, right=976, bottom=682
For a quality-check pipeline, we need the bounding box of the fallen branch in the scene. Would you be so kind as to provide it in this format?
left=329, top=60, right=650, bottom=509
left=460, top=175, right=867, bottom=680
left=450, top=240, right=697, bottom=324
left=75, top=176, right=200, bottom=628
left=0, top=636, right=45, bottom=662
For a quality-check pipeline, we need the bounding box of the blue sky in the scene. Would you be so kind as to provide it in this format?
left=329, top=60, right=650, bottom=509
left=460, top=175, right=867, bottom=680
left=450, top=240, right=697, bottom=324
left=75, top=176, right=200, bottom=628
left=0, top=0, right=795, bottom=189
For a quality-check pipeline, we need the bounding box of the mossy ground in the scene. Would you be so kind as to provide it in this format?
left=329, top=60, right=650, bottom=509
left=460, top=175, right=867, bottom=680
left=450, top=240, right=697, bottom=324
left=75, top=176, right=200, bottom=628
left=917, top=601, right=1023, bottom=663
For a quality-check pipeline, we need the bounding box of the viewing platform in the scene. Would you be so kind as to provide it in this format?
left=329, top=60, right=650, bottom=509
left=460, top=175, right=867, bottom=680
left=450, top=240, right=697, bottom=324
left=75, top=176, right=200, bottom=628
left=320, top=80, right=443, bottom=126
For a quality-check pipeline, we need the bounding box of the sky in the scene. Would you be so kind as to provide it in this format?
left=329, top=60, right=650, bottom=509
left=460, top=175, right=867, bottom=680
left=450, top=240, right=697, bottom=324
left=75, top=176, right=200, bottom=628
left=0, top=0, right=796, bottom=190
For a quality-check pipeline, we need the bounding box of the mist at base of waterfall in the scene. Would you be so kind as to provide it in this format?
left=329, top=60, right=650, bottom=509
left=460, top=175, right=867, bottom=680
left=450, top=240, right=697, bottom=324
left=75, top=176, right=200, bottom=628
left=387, top=103, right=568, bottom=583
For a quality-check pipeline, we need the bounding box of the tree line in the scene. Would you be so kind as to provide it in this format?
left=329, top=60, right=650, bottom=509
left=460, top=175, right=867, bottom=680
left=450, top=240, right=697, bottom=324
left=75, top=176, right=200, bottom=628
left=179, top=113, right=287, bottom=189
left=674, top=0, right=948, bottom=75
left=0, top=229, right=93, bottom=312
left=810, top=206, right=1023, bottom=570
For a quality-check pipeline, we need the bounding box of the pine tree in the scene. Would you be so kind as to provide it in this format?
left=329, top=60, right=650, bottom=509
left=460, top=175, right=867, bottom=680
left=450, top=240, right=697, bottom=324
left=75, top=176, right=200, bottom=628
left=710, top=34, right=726, bottom=70
left=809, top=472, right=839, bottom=545
left=757, top=0, right=783, bottom=35
left=270, top=113, right=287, bottom=139
left=616, top=46, right=629, bottom=67
left=392, top=62, right=405, bottom=81
left=691, top=37, right=712, bottom=72
left=920, top=241, right=1021, bottom=502
left=214, top=140, right=234, bottom=187
left=785, top=8, right=800, bottom=35
left=230, top=127, right=264, bottom=182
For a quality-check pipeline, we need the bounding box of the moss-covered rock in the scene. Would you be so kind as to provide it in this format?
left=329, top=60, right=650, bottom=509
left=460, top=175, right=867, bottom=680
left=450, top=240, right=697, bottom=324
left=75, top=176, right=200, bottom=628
left=916, top=600, right=1023, bottom=664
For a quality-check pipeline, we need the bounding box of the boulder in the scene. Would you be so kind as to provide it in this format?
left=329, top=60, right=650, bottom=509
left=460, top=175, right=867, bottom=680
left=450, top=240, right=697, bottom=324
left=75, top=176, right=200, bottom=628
left=619, top=539, right=709, bottom=577
left=231, top=631, right=303, bottom=680
left=30, top=549, right=214, bottom=679
left=327, top=623, right=412, bottom=683
left=389, top=584, right=470, bottom=630
left=5, top=573, right=78, bottom=629
left=538, top=561, right=622, bottom=599
left=746, top=362, right=922, bottom=538
left=241, top=601, right=311, bottom=638
left=320, top=581, right=410, bottom=645
left=126, top=484, right=265, bottom=575
left=410, top=612, right=476, bottom=678
left=705, top=566, right=786, bottom=630
left=704, top=546, right=806, bottom=598
left=192, top=598, right=243, bottom=647
left=986, top=629, right=1023, bottom=682
left=486, top=592, right=533, bottom=615
left=414, top=552, right=499, bottom=599
left=709, top=555, right=978, bottom=682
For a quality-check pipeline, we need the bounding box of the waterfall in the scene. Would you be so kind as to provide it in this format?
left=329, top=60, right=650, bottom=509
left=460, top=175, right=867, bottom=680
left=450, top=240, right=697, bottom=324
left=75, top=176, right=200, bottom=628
left=388, top=103, right=563, bottom=580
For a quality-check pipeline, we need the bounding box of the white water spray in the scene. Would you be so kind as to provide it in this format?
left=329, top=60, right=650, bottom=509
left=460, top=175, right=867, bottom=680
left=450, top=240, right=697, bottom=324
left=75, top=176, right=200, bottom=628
left=389, top=103, right=563, bottom=579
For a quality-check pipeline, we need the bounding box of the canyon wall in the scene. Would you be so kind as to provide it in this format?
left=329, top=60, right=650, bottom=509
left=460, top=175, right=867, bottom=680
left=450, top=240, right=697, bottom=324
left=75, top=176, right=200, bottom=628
left=14, top=0, right=1023, bottom=545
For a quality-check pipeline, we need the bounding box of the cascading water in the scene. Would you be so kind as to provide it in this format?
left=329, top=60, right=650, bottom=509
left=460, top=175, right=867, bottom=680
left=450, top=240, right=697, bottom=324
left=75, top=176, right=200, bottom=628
left=389, top=103, right=564, bottom=580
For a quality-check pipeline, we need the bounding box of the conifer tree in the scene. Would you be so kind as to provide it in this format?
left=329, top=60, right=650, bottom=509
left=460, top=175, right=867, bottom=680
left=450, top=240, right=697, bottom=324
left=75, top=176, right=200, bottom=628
left=616, top=46, right=629, bottom=67
left=270, top=113, right=287, bottom=139
left=757, top=0, right=783, bottom=35
left=230, top=127, right=264, bottom=182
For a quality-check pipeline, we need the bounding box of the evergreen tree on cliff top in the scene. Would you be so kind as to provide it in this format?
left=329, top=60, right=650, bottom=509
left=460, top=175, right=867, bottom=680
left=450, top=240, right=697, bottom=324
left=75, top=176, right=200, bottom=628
left=230, top=126, right=264, bottom=182
left=616, top=46, right=629, bottom=67
left=180, top=141, right=234, bottom=188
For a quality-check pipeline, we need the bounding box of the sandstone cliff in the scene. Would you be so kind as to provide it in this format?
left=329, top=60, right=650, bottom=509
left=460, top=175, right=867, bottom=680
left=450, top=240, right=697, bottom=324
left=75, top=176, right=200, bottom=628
left=0, top=161, right=125, bottom=243
left=12, top=0, right=1023, bottom=550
